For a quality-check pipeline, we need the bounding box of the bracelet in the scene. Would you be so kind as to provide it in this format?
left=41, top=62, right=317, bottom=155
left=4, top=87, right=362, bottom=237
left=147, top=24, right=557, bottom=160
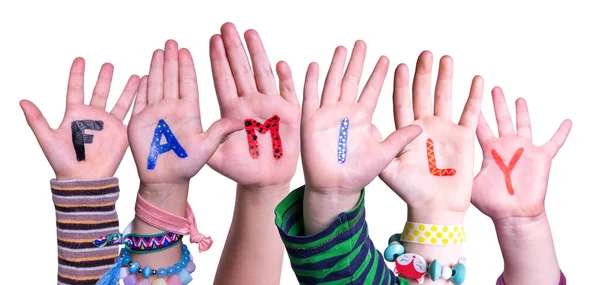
left=95, top=231, right=183, bottom=254
left=384, top=234, right=466, bottom=285
left=119, top=244, right=195, bottom=285
left=400, top=221, right=466, bottom=245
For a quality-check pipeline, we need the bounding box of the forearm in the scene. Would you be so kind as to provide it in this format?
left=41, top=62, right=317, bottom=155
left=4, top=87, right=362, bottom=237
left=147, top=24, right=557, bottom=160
left=402, top=208, right=465, bottom=285
left=214, top=184, right=289, bottom=285
left=130, top=183, right=189, bottom=274
left=303, top=186, right=362, bottom=235
left=494, top=212, right=561, bottom=285
left=51, top=177, right=120, bottom=285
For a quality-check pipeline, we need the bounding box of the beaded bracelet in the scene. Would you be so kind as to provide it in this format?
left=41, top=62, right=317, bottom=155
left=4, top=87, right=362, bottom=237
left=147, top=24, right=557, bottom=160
left=384, top=233, right=466, bottom=285
left=119, top=244, right=195, bottom=285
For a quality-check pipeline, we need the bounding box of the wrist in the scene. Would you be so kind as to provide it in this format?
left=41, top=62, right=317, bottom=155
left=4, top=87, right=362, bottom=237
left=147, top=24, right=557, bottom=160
left=138, top=182, right=189, bottom=217
left=407, top=207, right=466, bottom=225
left=493, top=211, right=550, bottom=240
left=55, top=173, right=115, bottom=181
left=303, top=185, right=362, bottom=235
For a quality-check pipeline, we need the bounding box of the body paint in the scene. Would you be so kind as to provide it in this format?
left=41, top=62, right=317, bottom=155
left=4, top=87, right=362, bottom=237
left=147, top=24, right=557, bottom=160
left=147, top=119, right=188, bottom=170
left=491, top=147, right=524, bottom=195
left=426, top=138, right=456, bottom=176
left=244, top=115, right=283, bottom=159
left=71, top=120, right=104, bottom=161
left=337, top=118, right=349, bottom=163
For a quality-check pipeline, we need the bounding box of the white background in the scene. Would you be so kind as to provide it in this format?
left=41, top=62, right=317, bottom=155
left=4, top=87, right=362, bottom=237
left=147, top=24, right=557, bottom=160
left=1, top=0, right=598, bottom=284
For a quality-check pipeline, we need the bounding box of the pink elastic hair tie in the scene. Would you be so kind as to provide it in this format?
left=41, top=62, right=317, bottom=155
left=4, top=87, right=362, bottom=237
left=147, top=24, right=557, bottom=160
left=135, top=193, right=213, bottom=252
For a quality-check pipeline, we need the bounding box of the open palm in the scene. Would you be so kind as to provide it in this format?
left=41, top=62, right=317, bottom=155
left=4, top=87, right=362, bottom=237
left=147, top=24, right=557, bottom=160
left=128, top=40, right=240, bottom=185
left=472, top=87, right=572, bottom=220
left=302, top=41, right=422, bottom=194
left=380, top=52, right=484, bottom=213
left=207, top=23, right=301, bottom=187
left=20, top=58, right=140, bottom=180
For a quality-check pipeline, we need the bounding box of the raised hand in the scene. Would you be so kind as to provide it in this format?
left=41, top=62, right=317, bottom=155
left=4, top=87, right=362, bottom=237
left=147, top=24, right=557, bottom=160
left=379, top=51, right=484, bottom=220
left=128, top=40, right=241, bottom=185
left=207, top=23, right=301, bottom=187
left=20, top=58, right=140, bottom=180
left=471, top=87, right=572, bottom=220
left=301, top=41, right=422, bottom=234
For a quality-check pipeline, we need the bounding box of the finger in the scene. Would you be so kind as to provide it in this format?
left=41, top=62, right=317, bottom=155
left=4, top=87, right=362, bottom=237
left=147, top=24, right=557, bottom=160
left=393, top=64, right=414, bottom=128
left=89, top=63, right=114, bottom=109
left=179, top=48, right=199, bottom=104
left=132, top=75, right=148, bottom=116
left=339, top=40, right=367, bottom=103
left=203, top=117, right=244, bottom=155
left=515, top=98, right=532, bottom=141
left=542, top=119, right=572, bottom=158
left=302, top=62, right=320, bottom=121
left=476, top=112, right=495, bottom=146
left=320, top=46, right=347, bottom=107
left=380, top=125, right=423, bottom=161
left=147, top=49, right=165, bottom=104
left=276, top=61, right=298, bottom=105
left=412, top=51, right=434, bottom=119
left=163, top=40, right=179, bottom=99
left=66, top=57, right=85, bottom=107
left=110, top=75, right=140, bottom=122
left=491, top=86, right=515, bottom=136
left=458, top=75, right=485, bottom=130
left=244, top=29, right=277, bottom=95
left=357, top=56, right=389, bottom=115
left=221, top=22, right=257, bottom=96
left=433, top=55, right=453, bottom=120
left=19, top=100, right=53, bottom=146
left=210, top=34, right=238, bottom=107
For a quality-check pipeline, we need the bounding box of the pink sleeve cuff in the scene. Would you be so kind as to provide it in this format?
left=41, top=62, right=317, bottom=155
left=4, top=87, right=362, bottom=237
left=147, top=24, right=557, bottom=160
left=496, top=271, right=566, bottom=285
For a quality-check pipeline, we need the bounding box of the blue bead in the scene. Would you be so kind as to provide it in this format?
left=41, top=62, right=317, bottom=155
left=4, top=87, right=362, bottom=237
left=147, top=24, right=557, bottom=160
left=428, top=259, right=442, bottom=281
left=129, top=262, right=140, bottom=274
left=180, top=259, right=189, bottom=267
left=166, top=267, right=175, bottom=276
left=177, top=269, right=193, bottom=285
left=173, top=264, right=182, bottom=273
left=122, top=249, right=131, bottom=256
left=183, top=255, right=190, bottom=262
left=121, top=256, right=132, bottom=265
left=383, top=242, right=405, bottom=262
left=157, top=268, right=167, bottom=278
left=388, top=234, right=402, bottom=245
left=142, top=266, right=152, bottom=279
left=450, top=263, right=466, bottom=285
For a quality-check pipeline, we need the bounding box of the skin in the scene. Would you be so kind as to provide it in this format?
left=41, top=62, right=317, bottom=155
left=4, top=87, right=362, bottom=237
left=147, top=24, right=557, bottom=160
left=472, top=87, right=572, bottom=285
left=378, top=52, right=485, bottom=285
left=301, top=40, right=423, bottom=235
left=127, top=40, right=242, bottom=278
left=207, top=23, right=301, bottom=285
left=20, top=57, right=140, bottom=180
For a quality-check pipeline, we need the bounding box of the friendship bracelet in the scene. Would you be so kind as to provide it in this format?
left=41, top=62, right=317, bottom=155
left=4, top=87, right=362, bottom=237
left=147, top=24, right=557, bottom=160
left=119, top=244, right=195, bottom=285
left=136, top=193, right=213, bottom=252
left=384, top=234, right=466, bottom=285
left=401, top=221, right=466, bottom=245
left=95, top=231, right=183, bottom=254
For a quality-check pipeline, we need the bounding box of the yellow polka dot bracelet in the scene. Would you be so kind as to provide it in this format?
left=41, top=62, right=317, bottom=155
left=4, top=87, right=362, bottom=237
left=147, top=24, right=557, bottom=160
left=400, top=221, right=466, bottom=246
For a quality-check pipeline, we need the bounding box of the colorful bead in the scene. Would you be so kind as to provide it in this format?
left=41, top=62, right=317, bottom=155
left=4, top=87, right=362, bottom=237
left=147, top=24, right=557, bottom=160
left=176, top=269, right=193, bottom=285
left=428, top=259, right=442, bottom=281
left=184, top=260, right=196, bottom=273
left=122, top=274, right=138, bottom=285
left=440, top=266, right=452, bottom=280
left=384, top=242, right=405, bottom=262
left=137, top=279, right=151, bottom=285
left=388, top=233, right=402, bottom=245
left=129, top=262, right=141, bottom=274
left=143, top=266, right=153, bottom=279
left=450, top=263, right=466, bottom=285
left=152, top=279, right=168, bottom=285
left=119, top=267, right=131, bottom=279
left=157, top=268, right=167, bottom=278
left=395, top=254, right=427, bottom=283
left=166, top=275, right=183, bottom=285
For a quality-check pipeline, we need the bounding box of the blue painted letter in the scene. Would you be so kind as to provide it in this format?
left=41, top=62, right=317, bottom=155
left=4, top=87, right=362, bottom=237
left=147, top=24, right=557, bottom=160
left=338, top=118, right=349, bottom=163
left=147, top=119, right=188, bottom=170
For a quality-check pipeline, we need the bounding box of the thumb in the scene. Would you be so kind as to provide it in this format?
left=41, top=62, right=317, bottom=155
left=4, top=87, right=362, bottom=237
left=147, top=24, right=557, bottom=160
left=20, top=100, right=53, bottom=145
left=380, top=124, right=422, bottom=161
left=202, top=117, right=243, bottom=155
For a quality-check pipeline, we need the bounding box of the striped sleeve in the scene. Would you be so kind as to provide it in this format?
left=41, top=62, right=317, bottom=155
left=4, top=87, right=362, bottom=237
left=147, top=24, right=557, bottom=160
left=496, top=271, right=567, bottom=285
left=275, top=186, right=398, bottom=285
left=51, top=177, right=120, bottom=285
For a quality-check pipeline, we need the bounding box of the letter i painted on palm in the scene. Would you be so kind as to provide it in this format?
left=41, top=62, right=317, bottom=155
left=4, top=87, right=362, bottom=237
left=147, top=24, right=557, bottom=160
left=338, top=118, right=349, bottom=163
left=147, top=119, right=188, bottom=170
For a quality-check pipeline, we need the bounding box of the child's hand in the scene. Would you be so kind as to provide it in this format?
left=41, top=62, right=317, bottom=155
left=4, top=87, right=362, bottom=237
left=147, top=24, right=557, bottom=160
left=302, top=41, right=422, bottom=206
left=379, top=52, right=484, bottom=222
left=20, top=58, right=140, bottom=180
left=471, top=87, right=572, bottom=221
left=128, top=40, right=241, bottom=186
left=207, top=23, right=301, bottom=188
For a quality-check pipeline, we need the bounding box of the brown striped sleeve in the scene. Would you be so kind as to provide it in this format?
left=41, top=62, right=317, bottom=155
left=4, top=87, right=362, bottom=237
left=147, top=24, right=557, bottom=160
left=51, top=177, right=120, bottom=285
